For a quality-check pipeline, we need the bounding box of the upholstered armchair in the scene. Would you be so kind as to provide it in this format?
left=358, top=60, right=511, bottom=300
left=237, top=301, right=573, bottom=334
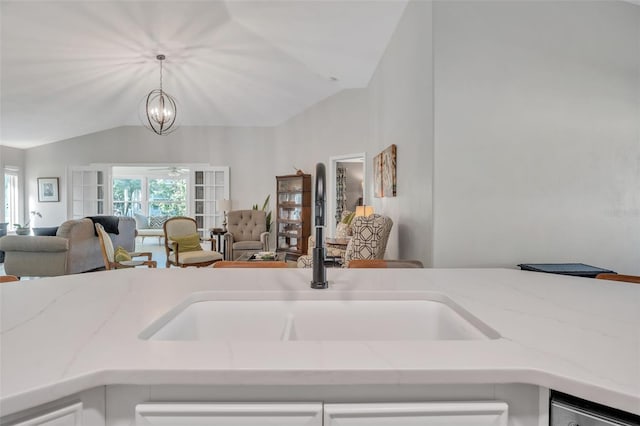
left=342, top=214, right=393, bottom=267
left=223, top=210, right=270, bottom=260
left=297, top=236, right=351, bottom=268
left=297, top=213, right=393, bottom=268
left=163, top=217, right=223, bottom=268
left=96, top=223, right=156, bottom=270
left=297, top=210, right=354, bottom=268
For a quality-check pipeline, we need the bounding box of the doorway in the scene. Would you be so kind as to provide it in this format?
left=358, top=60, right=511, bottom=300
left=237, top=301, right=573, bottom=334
left=328, top=153, right=366, bottom=237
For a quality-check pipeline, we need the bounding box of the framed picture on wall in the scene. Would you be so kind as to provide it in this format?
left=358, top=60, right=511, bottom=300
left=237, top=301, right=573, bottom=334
left=38, top=177, right=59, bottom=202
left=373, top=152, right=384, bottom=198
left=381, top=144, right=397, bottom=197
left=373, top=144, right=397, bottom=198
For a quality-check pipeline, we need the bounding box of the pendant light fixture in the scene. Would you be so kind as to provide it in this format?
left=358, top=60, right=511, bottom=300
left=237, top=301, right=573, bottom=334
left=144, top=54, right=178, bottom=135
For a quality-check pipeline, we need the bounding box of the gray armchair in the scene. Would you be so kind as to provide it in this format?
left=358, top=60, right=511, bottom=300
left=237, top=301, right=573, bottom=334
left=224, top=210, right=270, bottom=260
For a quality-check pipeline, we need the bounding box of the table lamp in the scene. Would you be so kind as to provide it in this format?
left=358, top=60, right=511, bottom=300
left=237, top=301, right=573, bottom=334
left=219, top=199, right=232, bottom=230
left=355, top=205, right=374, bottom=217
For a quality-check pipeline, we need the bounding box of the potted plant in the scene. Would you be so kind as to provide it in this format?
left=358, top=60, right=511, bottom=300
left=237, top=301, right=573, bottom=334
left=252, top=195, right=272, bottom=232
left=13, top=211, right=42, bottom=235
left=13, top=223, right=31, bottom=235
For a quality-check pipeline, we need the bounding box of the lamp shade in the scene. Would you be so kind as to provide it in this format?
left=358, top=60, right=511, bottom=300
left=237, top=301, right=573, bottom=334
left=355, top=205, right=374, bottom=217
left=219, top=199, right=232, bottom=212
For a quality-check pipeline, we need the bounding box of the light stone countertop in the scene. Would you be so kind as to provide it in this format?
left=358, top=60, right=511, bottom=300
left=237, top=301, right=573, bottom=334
left=0, top=268, right=638, bottom=416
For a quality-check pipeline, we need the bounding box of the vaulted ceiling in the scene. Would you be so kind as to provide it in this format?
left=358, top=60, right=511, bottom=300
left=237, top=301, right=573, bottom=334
left=1, top=0, right=408, bottom=148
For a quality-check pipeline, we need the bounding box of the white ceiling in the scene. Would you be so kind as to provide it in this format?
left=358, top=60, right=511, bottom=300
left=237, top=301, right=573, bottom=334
left=0, top=0, right=408, bottom=148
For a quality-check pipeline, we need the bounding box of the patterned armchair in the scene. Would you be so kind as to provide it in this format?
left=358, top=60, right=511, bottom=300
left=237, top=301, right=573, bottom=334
left=297, top=213, right=393, bottom=268
left=342, top=214, right=393, bottom=267
left=297, top=235, right=350, bottom=268
left=297, top=210, right=353, bottom=268
left=224, top=210, right=270, bottom=260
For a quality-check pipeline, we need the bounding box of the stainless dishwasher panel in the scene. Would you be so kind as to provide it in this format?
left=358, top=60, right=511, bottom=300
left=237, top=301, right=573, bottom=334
left=552, top=401, right=637, bottom=426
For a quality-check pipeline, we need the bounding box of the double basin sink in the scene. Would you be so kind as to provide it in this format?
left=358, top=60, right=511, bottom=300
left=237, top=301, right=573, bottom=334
left=140, top=291, right=499, bottom=342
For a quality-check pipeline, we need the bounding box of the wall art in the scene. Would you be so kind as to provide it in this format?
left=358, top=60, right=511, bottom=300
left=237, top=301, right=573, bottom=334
left=38, top=177, right=59, bottom=202
left=373, top=144, right=396, bottom=197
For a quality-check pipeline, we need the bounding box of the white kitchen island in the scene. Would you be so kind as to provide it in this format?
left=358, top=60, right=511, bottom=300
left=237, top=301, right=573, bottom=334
left=1, top=268, right=638, bottom=424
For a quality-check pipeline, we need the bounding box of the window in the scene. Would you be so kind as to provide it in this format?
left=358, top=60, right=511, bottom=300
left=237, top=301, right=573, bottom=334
left=192, top=167, right=229, bottom=234
left=4, top=168, right=19, bottom=230
left=112, top=178, right=143, bottom=216
left=72, top=166, right=227, bottom=227
left=149, top=178, right=187, bottom=216
left=70, top=167, right=108, bottom=218
left=111, top=173, right=187, bottom=218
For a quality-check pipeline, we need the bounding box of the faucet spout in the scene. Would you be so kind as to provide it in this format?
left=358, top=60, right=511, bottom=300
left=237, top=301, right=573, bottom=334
left=311, top=162, right=328, bottom=289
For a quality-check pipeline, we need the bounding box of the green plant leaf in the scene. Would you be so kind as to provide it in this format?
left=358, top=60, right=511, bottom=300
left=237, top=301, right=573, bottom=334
left=261, top=195, right=270, bottom=211
left=251, top=195, right=272, bottom=231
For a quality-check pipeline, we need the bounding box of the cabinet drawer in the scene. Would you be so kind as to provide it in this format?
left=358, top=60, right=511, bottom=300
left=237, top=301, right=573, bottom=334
left=12, top=402, right=82, bottom=426
left=136, top=402, right=322, bottom=425
left=324, top=401, right=508, bottom=426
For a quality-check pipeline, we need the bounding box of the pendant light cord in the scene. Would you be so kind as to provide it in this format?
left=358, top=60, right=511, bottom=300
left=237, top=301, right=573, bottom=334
left=159, top=58, right=164, bottom=95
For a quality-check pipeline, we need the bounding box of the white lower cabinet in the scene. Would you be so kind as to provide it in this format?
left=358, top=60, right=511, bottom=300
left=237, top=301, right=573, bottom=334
left=134, top=401, right=507, bottom=426
left=3, top=387, right=105, bottom=426
left=11, top=402, right=83, bottom=426
left=324, top=402, right=509, bottom=426
left=135, top=402, right=323, bottom=425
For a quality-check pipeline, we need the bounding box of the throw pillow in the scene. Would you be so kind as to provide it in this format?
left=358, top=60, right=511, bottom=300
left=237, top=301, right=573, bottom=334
left=134, top=213, right=149, bottom=229
left=114, top=246, right=132, bottom=262
left=33, top=226, right=59, bottom=236
left=335, top=222, right=350, bottom=239
left=341, top=211, right=355, bottom=225
left=87, top=216, right=120, bottom=236
left=171, top=233, right=203, bottom=253
left=149, top=216, right=168, bottom=229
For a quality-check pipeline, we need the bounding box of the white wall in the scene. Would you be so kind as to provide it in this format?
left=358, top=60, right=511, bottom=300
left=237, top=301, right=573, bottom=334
left=23, top=126, right=277, bottom=226
left=433, top=1, right=640, bottom=274
left=366, top=0, right=433, bottom=264
left=12, top=0, right=639, bottom=273
left=275, top=0, right=434, bottom=265
left=273, top=89, right=370, bottom=177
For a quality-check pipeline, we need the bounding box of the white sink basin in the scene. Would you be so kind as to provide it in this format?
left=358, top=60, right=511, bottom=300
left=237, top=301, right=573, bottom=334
left=141, top=292, right=499, bottom=341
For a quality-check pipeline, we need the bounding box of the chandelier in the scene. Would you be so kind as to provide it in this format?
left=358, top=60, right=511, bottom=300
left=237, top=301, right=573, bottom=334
left=144, top=54, right=178, bottom=135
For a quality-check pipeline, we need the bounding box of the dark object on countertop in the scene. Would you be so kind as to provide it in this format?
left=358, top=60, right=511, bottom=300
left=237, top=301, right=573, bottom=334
left=86, top=216, right=120, bottom=236
left=518, top=263, right=616, bottom=278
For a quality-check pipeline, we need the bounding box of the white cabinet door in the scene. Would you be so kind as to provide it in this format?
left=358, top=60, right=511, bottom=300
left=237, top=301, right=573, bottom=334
left=13, top=402, right=83, bottom=426
left=135, top=402, right=322, bottom=425
left=324, top=401, right=508, bottom=426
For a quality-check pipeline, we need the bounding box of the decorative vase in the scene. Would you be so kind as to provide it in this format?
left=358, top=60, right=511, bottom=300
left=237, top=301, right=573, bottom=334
left=15, top=228, right=30, bottom=236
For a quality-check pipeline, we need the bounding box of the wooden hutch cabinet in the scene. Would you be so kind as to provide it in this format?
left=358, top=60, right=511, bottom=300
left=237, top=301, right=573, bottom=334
left=276, top=174, right=311, bottom=259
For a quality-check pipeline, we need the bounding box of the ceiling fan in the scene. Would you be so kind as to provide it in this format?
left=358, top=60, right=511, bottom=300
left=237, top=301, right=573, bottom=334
left=148, top=166, right=189, bottom=177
